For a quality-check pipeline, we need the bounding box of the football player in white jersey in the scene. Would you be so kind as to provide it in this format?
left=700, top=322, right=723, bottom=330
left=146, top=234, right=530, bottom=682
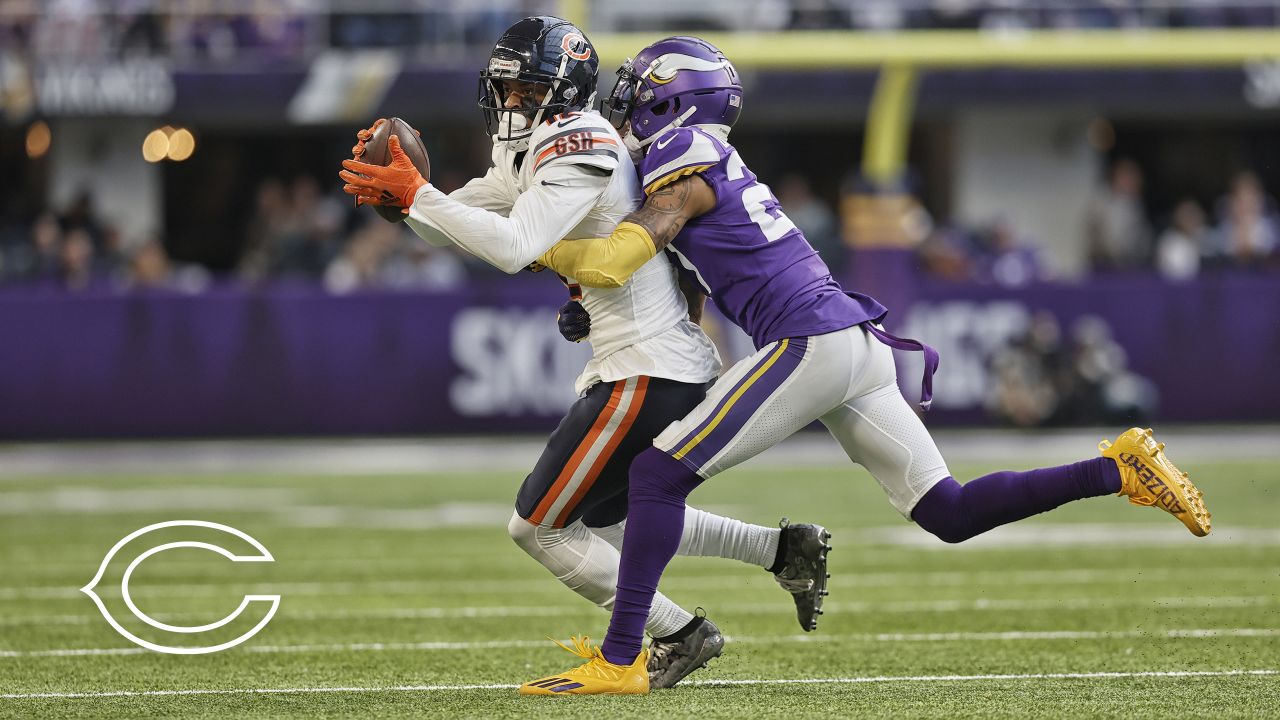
left=339, top=16, right=832, bottom=689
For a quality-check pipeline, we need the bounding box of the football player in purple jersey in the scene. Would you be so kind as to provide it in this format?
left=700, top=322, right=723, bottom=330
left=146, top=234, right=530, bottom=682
left=520, top=36, right=1212, bottom=695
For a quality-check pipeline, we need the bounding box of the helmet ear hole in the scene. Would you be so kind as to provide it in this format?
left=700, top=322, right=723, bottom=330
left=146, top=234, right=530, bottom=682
left=652, top=100, right=670, bottom=116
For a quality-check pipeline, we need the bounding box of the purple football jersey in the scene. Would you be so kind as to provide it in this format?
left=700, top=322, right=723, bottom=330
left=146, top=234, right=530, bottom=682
left=638, top=127, right=886, bottom=348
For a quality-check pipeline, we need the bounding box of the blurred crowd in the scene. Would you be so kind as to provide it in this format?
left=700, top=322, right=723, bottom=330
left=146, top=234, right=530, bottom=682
left=799, top=0, right=1280, bottom=31
left=0, top=176, right=467, bottom=294
left=0, top=0, right=558, bottom=63
left=239, top=174, right=466, bottom=293
left=4, top=158, right=1275, bottom=293
left=0, top=1, right=1276, bottom=64
left=1087, top=161, right=1279, bottom=278
left=918, top=162, right=1280, bottom=285
left=0, top=190, right=210, bottom=293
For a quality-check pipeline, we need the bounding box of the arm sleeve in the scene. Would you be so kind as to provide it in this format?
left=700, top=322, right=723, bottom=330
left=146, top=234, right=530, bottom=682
left=406, top=162, right=610, bottom=273
left=405, top=168, right=514, bottom=248
left=536, top=222, right=658, bottom=289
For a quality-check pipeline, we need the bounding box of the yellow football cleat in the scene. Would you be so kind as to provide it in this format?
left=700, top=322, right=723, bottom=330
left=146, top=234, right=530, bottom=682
left=1099, top=427, right=1211, bottom=537
left=519, top=636, right=649, bottom=696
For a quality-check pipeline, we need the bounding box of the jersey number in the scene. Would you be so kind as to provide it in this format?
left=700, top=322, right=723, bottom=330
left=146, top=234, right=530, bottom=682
left=726, top=151, right=798, bottom=242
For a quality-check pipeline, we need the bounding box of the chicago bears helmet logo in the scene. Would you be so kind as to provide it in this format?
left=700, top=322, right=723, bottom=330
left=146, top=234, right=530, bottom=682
left=561, top=33, right=592, bottom=61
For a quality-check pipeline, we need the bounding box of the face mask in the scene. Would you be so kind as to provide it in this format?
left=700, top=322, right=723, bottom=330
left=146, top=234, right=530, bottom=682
left=494, top=110, right=531, bottom=151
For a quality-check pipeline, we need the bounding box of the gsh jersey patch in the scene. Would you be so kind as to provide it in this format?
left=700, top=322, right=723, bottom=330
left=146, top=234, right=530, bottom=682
left=554, top=132, right=595, bottom=155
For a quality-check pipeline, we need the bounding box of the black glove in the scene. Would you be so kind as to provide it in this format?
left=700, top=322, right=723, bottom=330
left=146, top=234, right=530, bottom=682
left=557, top=300, right=590, bottom=343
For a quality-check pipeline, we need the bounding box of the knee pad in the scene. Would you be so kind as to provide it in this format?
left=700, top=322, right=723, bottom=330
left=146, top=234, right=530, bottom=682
left=507, top=511, right=617, bottom=608
left=910, top=477, right=974, bottom=544
left=507, top=511, right=541, bottom=553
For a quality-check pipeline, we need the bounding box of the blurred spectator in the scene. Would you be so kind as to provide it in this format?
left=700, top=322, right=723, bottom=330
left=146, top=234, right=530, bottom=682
left=917, top=226, right=976, bottom=281
left=25, top=212, right=63, bottom=281
left=126, top=238, right=211, bottom=293
left=381, top=237, right=467, bottom=291
left=1210, top=171, right=1279, bottom=269
left=239, top=176, right=343, bottom=281
left=776, top=174, right=844, bottom=271
left=980, top=219, right=1043, bottom=287
left=58, top=227, right=95, bottom=290
left=324, top=218, right=465, bottom=294
left=1085, top=158, right=1152, bottom=272
left=1156, top=198, right=1209, bottom=280
left=60, top=190, right=105, bottom=247
left=989, top=311, right=1064, bottom=427
left=791, top=0, right=850, bottom=30
left=1061, top=315, right=1158, bottom=424
left=239, top=177, right=290, bottom=281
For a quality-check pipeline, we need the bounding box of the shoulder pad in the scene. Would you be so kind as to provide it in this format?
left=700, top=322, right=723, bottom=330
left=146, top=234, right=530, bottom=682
left=639, top=127, right=725, bottom=195
left=528, top=112, right=622, bottom=176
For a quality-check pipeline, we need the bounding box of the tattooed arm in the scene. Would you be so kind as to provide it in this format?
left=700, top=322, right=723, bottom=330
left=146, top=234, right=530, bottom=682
left=536, top=175, right=716, bottom=288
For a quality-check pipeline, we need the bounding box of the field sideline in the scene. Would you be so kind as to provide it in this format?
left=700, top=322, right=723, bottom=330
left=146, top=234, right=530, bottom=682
left=1, top=431, right=1278, bottom=718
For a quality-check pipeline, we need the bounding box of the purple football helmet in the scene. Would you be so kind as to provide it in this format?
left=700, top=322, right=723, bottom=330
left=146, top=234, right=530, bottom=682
left=603, top=36, right=742, bottom=143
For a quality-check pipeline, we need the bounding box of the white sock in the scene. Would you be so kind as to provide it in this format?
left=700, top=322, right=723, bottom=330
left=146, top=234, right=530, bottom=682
left=635, top=593, right=694, bottom=639
left=681, top=508, right=780, bottom=569
left=508, top=512, right=693, bottom=637
left=592, top=507, right=780, bottom=569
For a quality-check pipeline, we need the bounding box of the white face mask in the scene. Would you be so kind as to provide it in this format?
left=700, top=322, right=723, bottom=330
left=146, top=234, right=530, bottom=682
left=494, top=110, right=531, bottom=151
left=494, top=110, right=524, bottom=135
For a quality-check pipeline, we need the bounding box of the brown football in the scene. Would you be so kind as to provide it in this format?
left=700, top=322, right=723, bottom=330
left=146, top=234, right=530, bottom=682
left=358, top=116, right=431, bottom=223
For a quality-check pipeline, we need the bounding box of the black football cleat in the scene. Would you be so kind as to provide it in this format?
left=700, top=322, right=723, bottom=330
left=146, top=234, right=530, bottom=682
left=772, top=519, right=832, bottom=632
left=647, top=615, right=725, bottom=689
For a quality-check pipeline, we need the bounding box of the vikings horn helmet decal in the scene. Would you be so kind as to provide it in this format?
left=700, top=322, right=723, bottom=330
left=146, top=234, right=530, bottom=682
left=643, top=52, right=732, bottom=85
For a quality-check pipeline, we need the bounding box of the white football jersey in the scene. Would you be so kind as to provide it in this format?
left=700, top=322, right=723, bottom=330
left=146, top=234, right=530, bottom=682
left=406, top=110, right=721, bottom=395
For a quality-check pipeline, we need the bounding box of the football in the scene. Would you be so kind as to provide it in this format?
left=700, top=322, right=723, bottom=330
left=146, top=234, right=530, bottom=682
left=359, top=116, right=431, bottom=223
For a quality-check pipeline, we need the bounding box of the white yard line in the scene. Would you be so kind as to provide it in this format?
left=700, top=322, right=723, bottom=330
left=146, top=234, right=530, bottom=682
left=3, top=565, right=1270, bottom=601
left=2, top=669, right=1276, bottom=700
left=6, top=594, right=1275, bottom=627
left=2, top=628, right=1276, bottom=659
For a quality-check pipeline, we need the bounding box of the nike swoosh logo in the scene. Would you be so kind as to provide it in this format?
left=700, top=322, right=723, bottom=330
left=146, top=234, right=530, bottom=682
left=655, top=134, right=676, bottom=149
left=556, top=117, right=578, bottom=128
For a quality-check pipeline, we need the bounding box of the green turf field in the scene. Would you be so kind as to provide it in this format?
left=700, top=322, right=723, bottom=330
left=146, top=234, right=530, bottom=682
left=2, top=451, right=1278, bottom=718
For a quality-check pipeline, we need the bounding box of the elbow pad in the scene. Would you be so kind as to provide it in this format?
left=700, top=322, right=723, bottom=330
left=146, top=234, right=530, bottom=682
left=538, top=222, right=658, bottom=289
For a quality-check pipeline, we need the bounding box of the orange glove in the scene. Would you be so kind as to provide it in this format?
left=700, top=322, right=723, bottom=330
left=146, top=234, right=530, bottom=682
left=350, top=118, right=385, bottom=159
left=340, top=135, right=428, bottom=212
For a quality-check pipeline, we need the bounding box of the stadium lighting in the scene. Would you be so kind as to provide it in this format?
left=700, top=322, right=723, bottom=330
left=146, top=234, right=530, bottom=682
left=142, top=128, right=170, bottom=163
left=167, top=128, right=196, bottom=162
left=24, top=121, right=51, bottom=159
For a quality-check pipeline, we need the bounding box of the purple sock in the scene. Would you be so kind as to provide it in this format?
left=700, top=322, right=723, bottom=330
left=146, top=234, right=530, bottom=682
left=601, top=448, right=702, bottom=666
left=911, top=457, right=1121, bottom=543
